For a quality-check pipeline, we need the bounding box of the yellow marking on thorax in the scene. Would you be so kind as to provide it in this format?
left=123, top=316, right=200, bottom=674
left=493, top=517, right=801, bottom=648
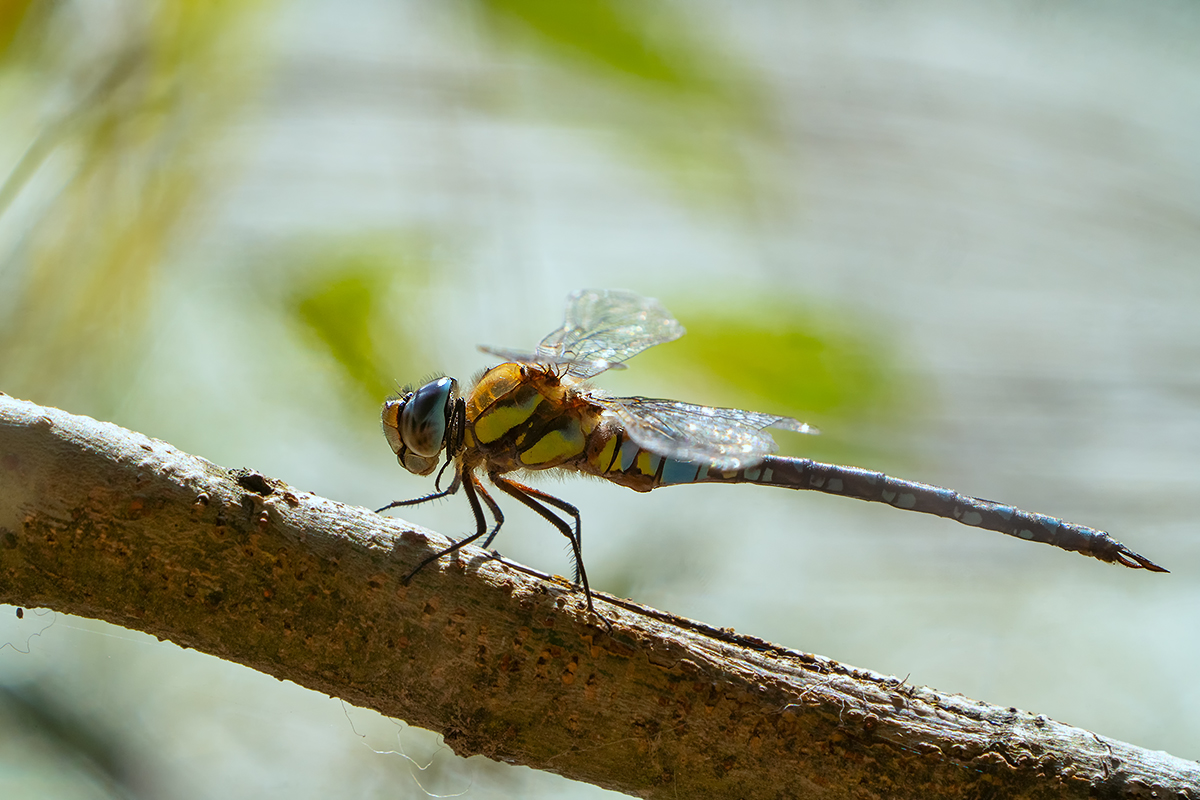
left=466, top=363, right=525, bottom=420
left=519, top=419, right=586, bottom=467
left=473, top=388, right=544, bottom=444
left=467, top=363, right=551, bottom=444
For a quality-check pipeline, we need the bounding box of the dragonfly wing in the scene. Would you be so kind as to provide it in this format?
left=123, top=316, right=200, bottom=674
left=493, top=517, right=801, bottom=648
left=476, top=345, right=544, bottom=365
left=536, top=289, right=685, bottom=380
left=603, top=396, right=817, bottom=471
left=477, top=345, right=627, bottom=372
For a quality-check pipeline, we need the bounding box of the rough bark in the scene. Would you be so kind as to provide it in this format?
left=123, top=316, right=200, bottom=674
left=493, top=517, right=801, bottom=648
left=0, top=392, right=1196, bottom=799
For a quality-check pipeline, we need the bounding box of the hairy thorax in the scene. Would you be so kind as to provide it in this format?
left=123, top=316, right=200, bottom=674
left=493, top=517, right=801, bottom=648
left=463, top=363, right=604, bottom=475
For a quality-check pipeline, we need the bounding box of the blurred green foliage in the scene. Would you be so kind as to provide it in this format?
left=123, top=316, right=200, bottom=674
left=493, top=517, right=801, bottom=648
left=481, top=0, right=724, bottom=93
left=293, top=272, right=395, bottom=405
left=0, top=682, right=149, bottom=799
left=475, top=0, right=772, bottom=205
left=675, top=307, right=894, bottom=415
left=282, top=237, right=439, bottom=412
left=0, top=0, right=268, bottom=413
left=638, top=297, right=909, bottom=464
left=0, top=0, right=34, bottom=58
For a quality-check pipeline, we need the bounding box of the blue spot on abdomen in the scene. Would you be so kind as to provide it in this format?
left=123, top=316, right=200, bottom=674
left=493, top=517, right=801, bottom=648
left=619, top=439, right=639, bottom=471
left=661, top=458, right=703, bottom=485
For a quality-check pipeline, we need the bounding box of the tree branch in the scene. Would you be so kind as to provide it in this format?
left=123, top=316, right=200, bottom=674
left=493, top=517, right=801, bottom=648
left=1, top=393, right=1195, bottom=799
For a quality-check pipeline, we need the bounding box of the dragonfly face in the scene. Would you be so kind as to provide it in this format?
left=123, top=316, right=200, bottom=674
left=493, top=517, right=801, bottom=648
left=382, top=376, right=459, bottom=476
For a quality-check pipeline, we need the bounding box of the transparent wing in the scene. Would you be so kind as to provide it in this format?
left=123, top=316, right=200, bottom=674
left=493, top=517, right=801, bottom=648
left=479, top=289, right=684, bottom=380
left=600, top=396, right=818, bottom=471
left=474, top=345, right=628, bottom=372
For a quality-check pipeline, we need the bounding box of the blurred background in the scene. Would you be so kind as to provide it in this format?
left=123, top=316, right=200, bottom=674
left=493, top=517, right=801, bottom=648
left=1, top=0, right=1197, bottom=797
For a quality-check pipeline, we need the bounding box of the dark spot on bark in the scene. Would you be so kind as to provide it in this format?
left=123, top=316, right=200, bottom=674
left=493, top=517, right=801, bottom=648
left=1, top=528, right=17, bottom=549
left=232, top=469, right=274, bottom=495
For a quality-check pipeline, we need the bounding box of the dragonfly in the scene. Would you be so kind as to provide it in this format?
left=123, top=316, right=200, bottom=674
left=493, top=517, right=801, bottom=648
left=378, top=289, right=1166, bottom=612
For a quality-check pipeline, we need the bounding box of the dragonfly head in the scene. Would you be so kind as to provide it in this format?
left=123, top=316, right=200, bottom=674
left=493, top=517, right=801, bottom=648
left=382, top=376, right=459, bottom=476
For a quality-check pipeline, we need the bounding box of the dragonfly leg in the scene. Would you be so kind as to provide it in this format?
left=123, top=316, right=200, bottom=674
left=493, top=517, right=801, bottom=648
left=490, top=473, right=593, bottom=614
left=375, top=466, right=463, bottom=513
left=401, top=471, right=496, bottom=584
left=433, top=458, right=456, bottom=493
left=474, top=481, right=506, bottom=550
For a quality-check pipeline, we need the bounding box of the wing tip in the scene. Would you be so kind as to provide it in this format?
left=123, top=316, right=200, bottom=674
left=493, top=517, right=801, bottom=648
left=775, top=418, right=820, bottom=436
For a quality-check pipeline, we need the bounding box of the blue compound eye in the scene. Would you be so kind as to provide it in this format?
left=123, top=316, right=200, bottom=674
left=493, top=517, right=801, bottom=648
left=400, top=377, right=456, bottom=457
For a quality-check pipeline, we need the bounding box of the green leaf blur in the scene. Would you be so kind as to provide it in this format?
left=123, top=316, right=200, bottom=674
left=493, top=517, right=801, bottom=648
left=292, top=273, right=394, bottom=407
left=475, top=0, right=771, bottom=205
left=481, top=0, right=718, bottom=92
left=284, top=238, right=437, bottom=412
left=0, top=0, right=34, bottom=59
left=0, top=1, right=269, bottom=414
left=645, top=299, right=908, bottom=464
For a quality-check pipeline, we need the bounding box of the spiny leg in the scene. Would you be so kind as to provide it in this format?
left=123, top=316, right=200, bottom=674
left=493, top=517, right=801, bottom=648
left=474, top=481, right=506, bottom=550
left=434, top=458, right=455, bottom=493
left=490, top=473, right=592, bottom=613
left=375, top=467, right=463, bottom=513
left=491, top=475, right=585, bottom=582
left=401, top=471, right=497, bottom=584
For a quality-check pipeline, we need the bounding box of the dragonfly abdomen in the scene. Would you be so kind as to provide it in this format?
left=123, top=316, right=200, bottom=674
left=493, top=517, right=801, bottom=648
left=579, top=427, right=711, bottom=493
left=697, top=456, right=1166, bottom=572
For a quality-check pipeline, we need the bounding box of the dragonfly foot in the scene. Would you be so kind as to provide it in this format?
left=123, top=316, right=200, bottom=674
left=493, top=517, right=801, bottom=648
left=579, top=592, right=612, bottom=630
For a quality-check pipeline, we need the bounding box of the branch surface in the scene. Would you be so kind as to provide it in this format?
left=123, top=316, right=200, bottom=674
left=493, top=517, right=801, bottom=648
left=0, top=393, right=1195, bottom=799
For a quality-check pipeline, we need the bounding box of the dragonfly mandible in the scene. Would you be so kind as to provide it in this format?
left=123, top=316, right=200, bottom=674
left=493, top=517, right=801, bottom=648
left=378, top=289, right=1166, bottom=612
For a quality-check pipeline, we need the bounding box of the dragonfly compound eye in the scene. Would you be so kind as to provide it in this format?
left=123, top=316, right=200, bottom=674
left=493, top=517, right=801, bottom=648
left=381, top=397, right=407, bottom=457
left=400, top=377, right=456, bottom=458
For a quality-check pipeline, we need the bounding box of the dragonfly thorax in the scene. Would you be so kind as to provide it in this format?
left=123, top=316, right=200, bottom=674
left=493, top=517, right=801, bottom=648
left=382, top=376, right=462, bottom=476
